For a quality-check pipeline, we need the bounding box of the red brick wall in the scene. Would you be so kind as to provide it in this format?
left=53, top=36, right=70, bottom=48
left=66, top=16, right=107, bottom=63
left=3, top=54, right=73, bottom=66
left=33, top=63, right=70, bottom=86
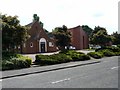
left=22, top=21, right=57, bottom=54
left=68, top=26, right=89, bottom=50
left=22, top=23, right=89, bottom=54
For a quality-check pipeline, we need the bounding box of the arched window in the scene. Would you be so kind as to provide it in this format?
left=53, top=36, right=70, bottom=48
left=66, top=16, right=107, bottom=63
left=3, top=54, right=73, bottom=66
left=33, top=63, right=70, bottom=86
left=30, top=42, right=33, bottom=47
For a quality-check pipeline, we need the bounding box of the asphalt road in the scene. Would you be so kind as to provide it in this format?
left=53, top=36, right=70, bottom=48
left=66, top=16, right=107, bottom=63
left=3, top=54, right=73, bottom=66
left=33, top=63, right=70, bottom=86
left=2, top=56, right=119, bottom=88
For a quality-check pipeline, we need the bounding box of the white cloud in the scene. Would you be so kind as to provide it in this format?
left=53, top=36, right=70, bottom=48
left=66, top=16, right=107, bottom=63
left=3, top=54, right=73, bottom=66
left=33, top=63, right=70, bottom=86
left=0, top=0, right=119, bottom=34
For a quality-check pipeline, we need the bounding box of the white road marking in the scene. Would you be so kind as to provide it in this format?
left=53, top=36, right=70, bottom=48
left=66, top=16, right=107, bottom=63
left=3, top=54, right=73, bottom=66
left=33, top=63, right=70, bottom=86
left=51, top=78, right=70, bottom=84
left=0, top=79, right=2, bottom=82
left=111, top=66, right=119, bottom=70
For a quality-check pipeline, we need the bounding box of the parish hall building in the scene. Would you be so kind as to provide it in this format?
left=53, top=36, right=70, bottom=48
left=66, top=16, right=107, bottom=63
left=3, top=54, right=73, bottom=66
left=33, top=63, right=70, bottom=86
left=21, top=15, right=89, bottom=54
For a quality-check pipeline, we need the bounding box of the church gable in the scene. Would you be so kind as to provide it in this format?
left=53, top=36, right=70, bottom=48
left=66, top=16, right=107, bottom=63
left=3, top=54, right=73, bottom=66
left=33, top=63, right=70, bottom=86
left=22, top=14, right=57, bottom=53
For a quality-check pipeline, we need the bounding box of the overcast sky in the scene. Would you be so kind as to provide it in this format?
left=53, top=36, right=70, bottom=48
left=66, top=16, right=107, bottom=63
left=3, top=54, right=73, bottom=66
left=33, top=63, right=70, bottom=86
left=0, top=0, right=119, bottom=34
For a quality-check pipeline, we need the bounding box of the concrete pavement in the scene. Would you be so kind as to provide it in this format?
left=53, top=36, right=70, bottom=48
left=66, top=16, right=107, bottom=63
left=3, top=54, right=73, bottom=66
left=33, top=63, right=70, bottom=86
left=2, top=58, right=100, bottom=79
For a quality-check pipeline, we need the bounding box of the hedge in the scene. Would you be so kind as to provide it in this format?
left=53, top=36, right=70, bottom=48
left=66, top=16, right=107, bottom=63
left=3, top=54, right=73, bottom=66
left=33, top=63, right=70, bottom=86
left=98, top=49, right=115, bottom=57
left=35, top=50, right=90, bottom=65
left=95, top=46, right=120, bottom=52
left=59, top=50, right=90, bottom=61
left=2, top=53, right=32, bottom=71
left=35, top=54, right=72, bottom=65
left=87, top=52, right=103, bottom=59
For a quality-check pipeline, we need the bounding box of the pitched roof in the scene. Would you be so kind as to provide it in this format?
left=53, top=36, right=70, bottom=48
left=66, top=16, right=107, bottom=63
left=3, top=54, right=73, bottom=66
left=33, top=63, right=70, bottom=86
left=25, top=22, right=33, bottom=27
left=68, top=25, right=81, bottom=30
left=25, top=21, right=37, bottom=27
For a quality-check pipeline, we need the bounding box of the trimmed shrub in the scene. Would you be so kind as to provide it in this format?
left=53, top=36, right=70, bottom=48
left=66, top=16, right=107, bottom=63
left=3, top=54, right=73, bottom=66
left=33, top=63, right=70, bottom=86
left=95, top=46, right=120, bottom=52
left=51, top=54, right=72, bottom=63
left=69, top=53, right=90, bottom=61
left=2, top=60, right=14, bottom=70
left=106, top=46, right=120, bottom=52
left=98, top=49, right=115, bottom=57
left=10, top=58, right=28, bottom=69
left=78, top=54, right=90, bottom=61
left=35, top=50, right=91, bottom=65
left=35, top=55, right=50, bottom=62
left=60, top=50, right=90, bottom=61
left=117, top=44, right=120, bottom=48
left=2, top=53, right=32, bottom=71
left=70, top=53, right=80, bottom=61
left=87, top=52, right=103, bottom=59
left=114, top=52, right=120, bottom=56
left=60, top=50, right=84, bottom=55
left=20, top=56, right=32, bottom=66
left=35, top=54, right=72, bottom=65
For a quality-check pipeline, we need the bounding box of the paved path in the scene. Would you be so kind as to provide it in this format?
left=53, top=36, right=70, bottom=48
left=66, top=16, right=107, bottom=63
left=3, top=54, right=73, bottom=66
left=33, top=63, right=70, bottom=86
left=77, top=50, right=95, bottom=54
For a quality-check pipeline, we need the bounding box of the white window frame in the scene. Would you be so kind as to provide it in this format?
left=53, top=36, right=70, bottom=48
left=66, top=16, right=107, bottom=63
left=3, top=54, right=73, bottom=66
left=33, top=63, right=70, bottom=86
left=23, top=43, right=26, bottom=48
left=49, top=42, right=54, bottom=47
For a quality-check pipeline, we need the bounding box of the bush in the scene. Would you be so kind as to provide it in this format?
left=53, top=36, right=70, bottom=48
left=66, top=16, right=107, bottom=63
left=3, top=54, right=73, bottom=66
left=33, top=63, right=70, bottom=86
left=60, top=50, right=84, bottom=55
left=60, top=50, right=89, bottom=61
left=95, top=46, right=120, bottom=52
left=69, top=53, right=90, bottom=61
left=51, top=54, right=72, bottom=63
left=2, top=60, right=14, bottom=70
left=35, top=55, right=51, bottom=62
left=117, top=44, right=120, bottom=48
left=10, top=58, right=28, bottom=69
left=2, top=53, right=32, bottom=71
left=114, top=52, right=120, bottom=56
left=98, top=49, right=115, bottom=57
left=70, top=53, right=80, bottom=61
left=20, top=56, right=32, bottom=66
left=35, top=50, right=90, bottom=65
left=87, top=52, right=103, bottom=59
left=106, top=46, right=120, bottom=52
left=78, top=54, right=90, bottom=61
left=35, top=54, right=72, bottom=65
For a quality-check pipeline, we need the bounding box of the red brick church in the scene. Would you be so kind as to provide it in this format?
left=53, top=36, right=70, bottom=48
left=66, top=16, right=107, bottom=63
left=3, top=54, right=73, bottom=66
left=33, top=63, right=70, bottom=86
left=22, top=15, right=89, bottom=54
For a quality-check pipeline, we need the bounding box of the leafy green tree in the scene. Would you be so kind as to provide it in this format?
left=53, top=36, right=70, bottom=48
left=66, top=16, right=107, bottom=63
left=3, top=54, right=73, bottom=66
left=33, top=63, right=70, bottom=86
left=111, top=31, right=120, bottom=45
left=82, top=25, right=93, bottom=37
left=90, top=26, right=111, bottom=46
left=52, top=25, right=71, bottom=51
left=2, top=14, right=30, bottom=53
